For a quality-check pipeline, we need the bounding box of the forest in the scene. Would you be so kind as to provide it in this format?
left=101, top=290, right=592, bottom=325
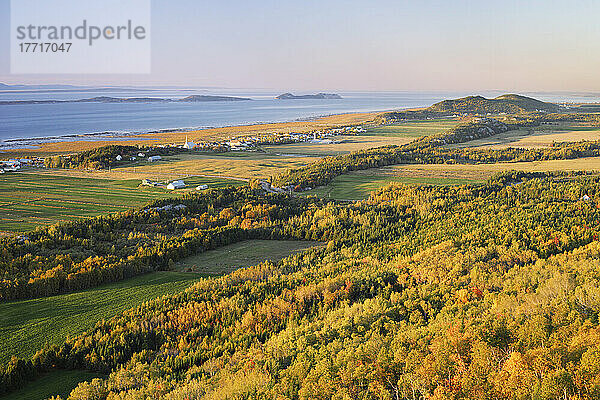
left=4, top=111, right=600, bottom=398
left=3, top=171, right=600, bottom=399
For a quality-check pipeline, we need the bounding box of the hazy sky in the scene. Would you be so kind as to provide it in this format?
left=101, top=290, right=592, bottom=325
left=1, top=0, right=599, bottom=91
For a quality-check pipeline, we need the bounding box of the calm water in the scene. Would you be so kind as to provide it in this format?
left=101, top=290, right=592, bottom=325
left=1, top=87, right=599, bottom=148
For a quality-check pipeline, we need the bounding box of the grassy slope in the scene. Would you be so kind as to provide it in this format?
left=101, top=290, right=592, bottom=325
left=0, top=271, right=200, bottom=364
left=0, top=370, right=103, bottom=400
left=303, top=173, right=481, bottom=201
left=0, top=172, right=242, bottom=232
left=0, top=239, right=321, bottom=398
left=175, top=239, right=322, bottom=274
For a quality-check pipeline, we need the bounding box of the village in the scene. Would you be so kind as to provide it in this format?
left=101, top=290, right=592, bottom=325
left=0, top=125, right=366, bottom=193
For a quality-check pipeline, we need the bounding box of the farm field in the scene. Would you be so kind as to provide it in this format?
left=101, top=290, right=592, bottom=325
left=0, top=370, right=103, bottom=400
left=261, top=119, right=459, bottom=156
left=0, top=271, right=200, bottom=364
left=113, top=152, right=320, bottom=181
left=303, top=170, right=483, bottom=201
left=175, top=239, right=322, bottom=274
left=448, top=123, right=600, bottom=149
left=0, top=172, right=243, bottom=233
left=303, top=156, right=600, bottom=200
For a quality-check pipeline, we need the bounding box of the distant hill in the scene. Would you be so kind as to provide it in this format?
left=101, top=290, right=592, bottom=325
left=276, top=92, right=342, bottom=100
left=178, top=95, right=250, bottom=102
left=427, top=94, right=559, bottom=113
left=0, top=95, right=251, bottom=105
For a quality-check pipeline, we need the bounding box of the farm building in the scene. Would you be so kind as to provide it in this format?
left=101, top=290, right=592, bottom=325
left=148, top=155, right=162, bottom=162
left=116, top=155, right=123, bottom=161
left=196, top=184, right=208, bottom=190
left=167, top=180, right=186, bottom=190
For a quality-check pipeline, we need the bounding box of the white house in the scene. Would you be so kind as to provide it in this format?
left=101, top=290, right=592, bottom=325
left=167, top=180, right=186, bottom=190
left=196, top=184, right=208, bottom=190
left=0, top=169, right=4, bottom=174
left=148, top=155, right=162, bottom=162
left=116, top=155, right=123, bottom=161
left=138, top=152, right=145, bottom=157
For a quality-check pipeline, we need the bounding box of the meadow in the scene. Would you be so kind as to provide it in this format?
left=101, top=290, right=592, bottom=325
left=0, top=172, right=242, bottom=233
left=174, top=239, right=322, bottom=274
left=303, top=156, right=600, bottom=200
left=448, top=122, right=600, bottom=149
left=0, top=271, right=200, bottom=364
left=261, top=119, right=459, bottom=157
left=0, top=238, right=320, bottom=399
left=302, top=170, right=483, bottom=200
left=0, top=370, right=102, bottom=400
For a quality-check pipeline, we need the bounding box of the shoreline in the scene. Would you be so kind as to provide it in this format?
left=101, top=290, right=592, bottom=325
left=0, top=110, right=382, bottom=157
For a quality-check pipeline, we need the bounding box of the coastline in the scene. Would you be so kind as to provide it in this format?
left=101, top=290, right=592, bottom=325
left=1, top=111, right=381, bottom=157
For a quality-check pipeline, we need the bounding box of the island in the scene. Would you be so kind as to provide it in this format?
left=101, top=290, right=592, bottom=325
left=0, top=95, right=252, bottom=105
left=275, top=92, right=342, bottom=100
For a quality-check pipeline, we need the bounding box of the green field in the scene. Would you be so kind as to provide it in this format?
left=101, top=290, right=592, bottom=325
left=175, top=239, right=322, bottom=274
left=448, top=122, right=600, bottom=149
left=303, top=171, right=481, bottom=201
left=0, top=172, right=243, bottom=233
left=364, top=119, right=459, bottom=138
left=261, top=119, right=460, bottom=157
left=0, top=370, right=103, bottom=400
left=0, top=271, right=199, bottom=364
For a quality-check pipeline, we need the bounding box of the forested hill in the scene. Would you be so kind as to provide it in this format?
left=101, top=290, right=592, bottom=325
left=5, top=171, right=600, bottom=399
left=427, top=94, right=559, bottom=114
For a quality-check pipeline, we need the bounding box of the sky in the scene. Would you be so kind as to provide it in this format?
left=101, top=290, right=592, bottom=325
left=0, top=0, right=599, bottom=92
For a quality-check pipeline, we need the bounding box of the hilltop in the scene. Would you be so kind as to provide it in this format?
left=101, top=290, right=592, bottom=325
left=427, top=93, right=559, bottom=113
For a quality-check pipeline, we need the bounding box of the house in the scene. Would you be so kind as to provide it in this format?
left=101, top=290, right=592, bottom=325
left=196, top=184, right=208, bottom=190
left=0, top=169, right=4, bottom=174
left=138, top=152, right=145, bottom=157
left=183, top=136, right=196, bottom=150
left=130, top=156, right=137, bottom=161
left=116, top=155, right=123, bottom=161
left=148, top=155, right=162, bottom=162
left=167, top=180, right=186, bottom=190
left=580, top=195, right=591, bottom=201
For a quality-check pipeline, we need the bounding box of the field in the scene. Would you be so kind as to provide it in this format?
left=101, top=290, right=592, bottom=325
left=0, top=370, right=102, bottom=400
left=303, top=170, right=483, bottom=201
left=448, top=123, right=600, bottom=149
left=261, top=119, right=459, bottom=156
left=0, top=172, right=243, bottom=233
left=303, top=156, right=600, bottom=200
left=175, top=239, right=322, bottom=274
left=0, top=271, right=200, bottom=364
